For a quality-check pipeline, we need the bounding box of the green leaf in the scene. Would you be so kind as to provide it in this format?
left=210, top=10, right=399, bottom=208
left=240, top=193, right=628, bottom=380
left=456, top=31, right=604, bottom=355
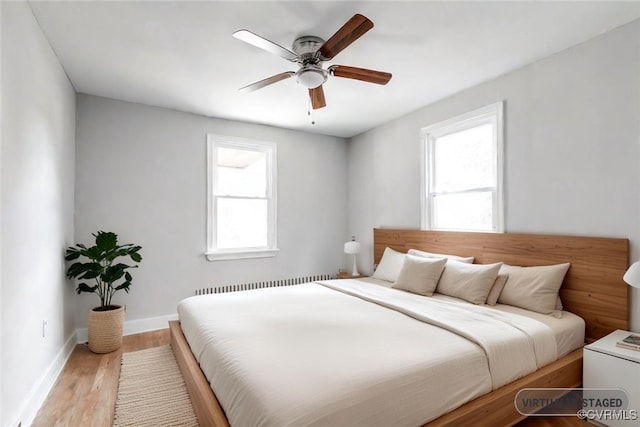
left=76, top=282, right=98, bottom=294
left=102, top=263, right=129, bottom=283
left=79, top=270, right=101, bottom=280
left=64, top=248, right=82, bottom=261
left=104, top=252, right=119, bottom=263
left=113, top=245, right=141, bottom=259
left=85, top=246, right=104, bottom=261
left=130, top=252, right=142, bottom=262
left=115, top=282, right=130, bottom=292
left=95, top=231, right=118, bottom=251
left=66, top=262, right=89, bottom=278
left=124, top=271, right=132, bottom=282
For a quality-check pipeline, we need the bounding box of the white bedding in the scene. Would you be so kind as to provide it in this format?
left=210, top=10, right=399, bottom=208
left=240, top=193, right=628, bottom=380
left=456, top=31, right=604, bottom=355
left=177, top=278, right=584, bottom=427
left=359, top=277, right=585, bottom=357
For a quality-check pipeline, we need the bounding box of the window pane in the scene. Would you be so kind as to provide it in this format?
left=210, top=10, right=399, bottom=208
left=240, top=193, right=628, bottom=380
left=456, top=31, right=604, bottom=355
left=216, top=198, right=268, bottom=249
left=433, top=123, right=493, bottom=192
left=432, top=191, right=493, bottom=231
left=216, top=147, right=266, bottom=197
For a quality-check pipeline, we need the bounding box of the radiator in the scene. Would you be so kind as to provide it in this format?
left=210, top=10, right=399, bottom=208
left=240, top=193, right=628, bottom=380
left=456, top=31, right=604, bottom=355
left=195, top=274, right=334, bottom=295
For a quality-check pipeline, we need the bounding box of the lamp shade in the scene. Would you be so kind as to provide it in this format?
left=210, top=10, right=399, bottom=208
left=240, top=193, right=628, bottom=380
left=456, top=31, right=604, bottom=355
left=344, top=240, right=360, bottom=255
left=344, top=236, right=360, bottom=276
left=623, top=261, right=640, bottom=288
left=296, top=67, right=326, bottom=89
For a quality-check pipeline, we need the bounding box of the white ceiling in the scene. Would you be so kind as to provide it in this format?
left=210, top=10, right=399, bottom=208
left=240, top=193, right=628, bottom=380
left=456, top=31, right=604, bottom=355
left=28, top=1, right=640, bottom=138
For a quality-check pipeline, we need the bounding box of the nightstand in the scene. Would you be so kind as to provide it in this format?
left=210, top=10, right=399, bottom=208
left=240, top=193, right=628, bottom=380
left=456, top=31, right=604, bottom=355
left=583, top=329, right=640, bottom=426
left=336, top=271, right=366, bottom=279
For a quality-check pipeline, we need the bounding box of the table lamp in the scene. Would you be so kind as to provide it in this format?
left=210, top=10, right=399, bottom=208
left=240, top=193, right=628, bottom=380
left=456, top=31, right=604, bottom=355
left=344, top=236, right=361, bottom=276
left=623, top=261, right=640, bottom=288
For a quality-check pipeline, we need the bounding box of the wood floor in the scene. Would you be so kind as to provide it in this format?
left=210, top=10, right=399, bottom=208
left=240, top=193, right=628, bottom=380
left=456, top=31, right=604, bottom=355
left=32, top=329, right=170, bottom=427
left=33, top=328, right=589, bottom=427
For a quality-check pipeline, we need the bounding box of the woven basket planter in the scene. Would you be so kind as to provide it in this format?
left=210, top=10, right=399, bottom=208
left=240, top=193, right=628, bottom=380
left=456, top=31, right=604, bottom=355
left=88, top=305, right=125, bottom=353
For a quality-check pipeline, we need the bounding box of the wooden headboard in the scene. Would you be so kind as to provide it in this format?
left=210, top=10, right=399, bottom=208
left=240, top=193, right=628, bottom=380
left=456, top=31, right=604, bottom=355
left=374, top=228, right=629, bottom=342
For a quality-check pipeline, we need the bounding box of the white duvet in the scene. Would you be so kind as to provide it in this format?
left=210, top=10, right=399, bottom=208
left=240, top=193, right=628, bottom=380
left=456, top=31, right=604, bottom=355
left=177, top=279, right=561, bottom=427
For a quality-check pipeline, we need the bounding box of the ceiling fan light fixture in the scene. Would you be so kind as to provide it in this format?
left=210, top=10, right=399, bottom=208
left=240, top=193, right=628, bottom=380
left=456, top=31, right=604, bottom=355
left=296, top=66, right=327, bottom=89
left=234, top=14, right=390, bottom=109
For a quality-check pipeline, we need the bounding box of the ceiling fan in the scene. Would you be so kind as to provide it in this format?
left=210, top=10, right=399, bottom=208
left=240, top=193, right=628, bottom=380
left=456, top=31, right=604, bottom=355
left=233, top=14, right=392, bottom=110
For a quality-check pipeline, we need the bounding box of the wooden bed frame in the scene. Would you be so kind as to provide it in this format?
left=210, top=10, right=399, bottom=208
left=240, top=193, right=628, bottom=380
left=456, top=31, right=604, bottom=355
left=170, top=229, right=630, bottom=427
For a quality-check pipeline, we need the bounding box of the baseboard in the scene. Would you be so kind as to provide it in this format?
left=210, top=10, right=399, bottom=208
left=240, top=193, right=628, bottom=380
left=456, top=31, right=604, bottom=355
left=75, top=313, right=178, bottom=344
left=13, top=331, right=77, bottom=427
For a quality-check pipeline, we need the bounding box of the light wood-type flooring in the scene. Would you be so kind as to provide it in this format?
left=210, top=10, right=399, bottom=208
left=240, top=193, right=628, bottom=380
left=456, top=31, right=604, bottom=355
left=32, top=329, right=170, bottom=427
left=33, top=328, right=589, bottom=427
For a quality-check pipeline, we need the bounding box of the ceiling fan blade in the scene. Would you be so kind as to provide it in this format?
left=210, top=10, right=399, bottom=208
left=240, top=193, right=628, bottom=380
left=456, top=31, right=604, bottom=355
left=239, top=72, right=295, bottom=93
left=309, top=86, right=326, bottom=109
left=329, top=65, right=392, bottom=85
left=233, top=29, right=298, bottom=62
left=318, top=14, right=374, bottom=60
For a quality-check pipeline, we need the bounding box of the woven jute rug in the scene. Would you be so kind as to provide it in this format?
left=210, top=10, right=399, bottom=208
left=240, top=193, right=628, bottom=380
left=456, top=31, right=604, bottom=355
left=113, top=345, right=199, bottom=426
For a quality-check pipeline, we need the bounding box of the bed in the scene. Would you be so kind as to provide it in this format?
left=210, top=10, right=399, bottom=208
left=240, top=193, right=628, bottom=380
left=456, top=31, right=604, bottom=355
left=170, top=229, right=630, bottom=426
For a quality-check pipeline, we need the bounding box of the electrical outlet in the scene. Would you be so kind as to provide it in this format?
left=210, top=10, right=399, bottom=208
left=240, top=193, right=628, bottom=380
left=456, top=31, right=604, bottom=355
left=42, top=320, right=47, bottom=338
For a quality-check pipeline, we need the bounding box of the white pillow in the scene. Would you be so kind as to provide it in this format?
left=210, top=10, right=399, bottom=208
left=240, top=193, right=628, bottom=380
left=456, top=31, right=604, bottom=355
left=486, top=273, right=509, bottom=306
left=436, top=260, right=503, bottom=304
left=408, top=248, right=474, bottom=264
left=497, top=263, right=570, bottom=316
left=392, top=255, right=447, bottom=296
left=372, top=247, right=406, bottom=282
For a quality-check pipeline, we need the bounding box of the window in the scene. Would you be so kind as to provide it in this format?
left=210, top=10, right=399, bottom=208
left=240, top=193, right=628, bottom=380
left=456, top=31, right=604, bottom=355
left=421, top=102, right=504, bottom=232
left=206, top=135, right=278, bottom=261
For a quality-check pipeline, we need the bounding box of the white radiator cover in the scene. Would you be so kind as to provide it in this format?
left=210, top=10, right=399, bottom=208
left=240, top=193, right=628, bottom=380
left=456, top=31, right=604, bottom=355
left=195, top=274, right=334, bottom=295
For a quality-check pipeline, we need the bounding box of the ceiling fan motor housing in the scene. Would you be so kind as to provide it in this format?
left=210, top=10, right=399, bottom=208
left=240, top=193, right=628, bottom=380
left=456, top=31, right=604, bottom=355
left=292, top=35, right=325, bottom=56
left=292, top=36, right=327, bottom=88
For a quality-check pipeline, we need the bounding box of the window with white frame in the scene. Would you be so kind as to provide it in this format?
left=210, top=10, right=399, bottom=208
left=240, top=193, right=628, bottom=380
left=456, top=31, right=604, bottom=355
left=206, top=135, right=278, bottom=261
left=421, top=102, right=504, bottom=232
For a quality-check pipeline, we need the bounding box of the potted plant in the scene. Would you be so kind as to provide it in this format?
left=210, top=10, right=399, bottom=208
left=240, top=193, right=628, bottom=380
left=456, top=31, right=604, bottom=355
left=65, top=231, right=142, bottom=353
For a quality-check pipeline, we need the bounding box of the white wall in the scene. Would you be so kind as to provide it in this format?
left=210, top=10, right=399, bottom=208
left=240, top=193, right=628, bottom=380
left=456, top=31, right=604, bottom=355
left=348, top=20, right=640, bottom=330
left=2, top=5, right=635, bottom=423
left=0, top=2, right=77, bottom=427
left=74, top=95, right=348, bottom=330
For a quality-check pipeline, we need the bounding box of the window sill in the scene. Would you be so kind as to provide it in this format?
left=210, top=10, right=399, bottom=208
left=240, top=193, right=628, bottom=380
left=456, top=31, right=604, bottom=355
left=205, top=248, right=279, bottom=261
left=424, top=227, right=504, bottom=233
